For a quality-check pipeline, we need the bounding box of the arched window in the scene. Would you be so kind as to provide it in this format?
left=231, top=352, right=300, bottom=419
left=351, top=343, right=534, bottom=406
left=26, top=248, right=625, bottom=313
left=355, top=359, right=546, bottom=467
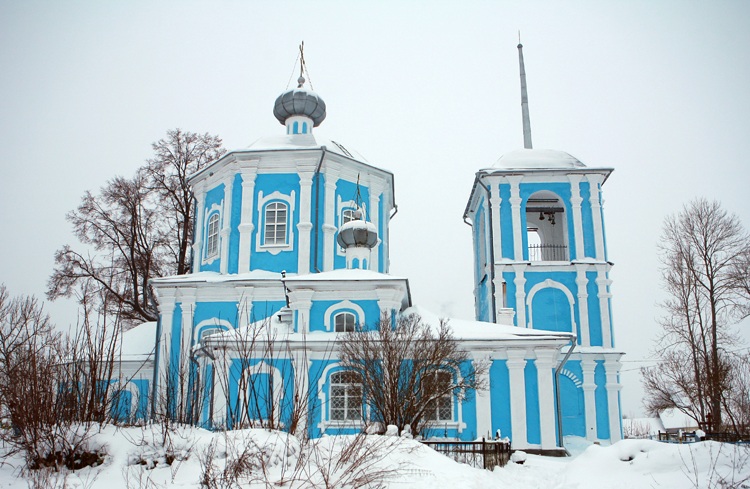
left=264, top=202, right=288, bottom=245
left=424, top=371, right=453, bottom=421
left=334, top=312, right=356, bottom=332
left=342, top=208, right=357, bottom=224
left=206, top=213, right=220, bottom=258
left=330, top=371, right=362, bottom=421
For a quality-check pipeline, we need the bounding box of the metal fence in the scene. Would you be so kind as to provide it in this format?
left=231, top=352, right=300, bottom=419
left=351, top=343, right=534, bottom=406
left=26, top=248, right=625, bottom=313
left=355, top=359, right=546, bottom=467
left=420, top=439, right=511, bottom=470
left=528, top=244, right=568, bottom=261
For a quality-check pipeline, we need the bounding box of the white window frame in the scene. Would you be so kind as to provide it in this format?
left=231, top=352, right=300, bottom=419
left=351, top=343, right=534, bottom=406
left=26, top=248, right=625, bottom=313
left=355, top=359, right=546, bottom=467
left=424, top=370, right=454, bottom=422
left=202, top=203, right=223, bottom=265
left=256, top=190, right=296, bottom=255
left=264, top=201, right=288, bottom=246
left=324, top=301, right=365, bottom=332
left=329, top=371, right=363, bottom=422
left=334, top=312, right=356, bottom=332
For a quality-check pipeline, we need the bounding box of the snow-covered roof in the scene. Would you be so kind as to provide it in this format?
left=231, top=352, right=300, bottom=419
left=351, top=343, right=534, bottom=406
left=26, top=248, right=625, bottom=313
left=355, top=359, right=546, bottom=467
left=622, top=417, right=665, bottom=437
left=245, top=134, right=370, bottom=163
left=151, top=270, right=287, bottom=285
left=201, top=304, right=573, bottom=350
left=491, top=148, right=586, bottom=170
left=658, top=409, right=699, bottom=430
left=404, top=306, right=575, bottom=342
left=119, top=321, right=156, bottom=362
left=284, top=268, right=406, bottom=282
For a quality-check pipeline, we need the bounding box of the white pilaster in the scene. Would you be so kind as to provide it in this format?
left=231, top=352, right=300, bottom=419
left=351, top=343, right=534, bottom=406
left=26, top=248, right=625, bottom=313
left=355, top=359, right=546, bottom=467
left=488, top=180, right=503, bottom=264
left=513, top=264, right=527, bottom=327
left=587, top=175, right=606, bottom=261
left=155, top=289, right=177, bottom=407
left=297, top=172, right=314, bottom=275
left=575, top=265, right=591, bottom=347
left=289, top=289, right=314, bottom=333
left=376, top=288, right=402, bottom=319
left=596, top=268, right=613, bottom=348
left=507, top=176, right=524, bottom=261
left=219, top=172, right=235, bottom=275
left=212, top=351, right=230, bottom=429
left=236, top=286, right=254, bottom=327
left=368, top=182, right=382, bottom=273
left=178, top=289, right=196, bottom=384
left=237, top=168, right=257, bottom=273
left=192, top=183, right=206, bottom=272
left=322, top=169, right=339, bottom=271
left=473, top=355, right=492, bottom=439
left=291, top=353, right=310, bottom=438
left=506, top=349, right=528, bottom=448
left=581, top=358, right=598, bottom=441
left=604, top=359, right=623, bottom=442
left=535, top=350, right=558, bottom=449
left=568, top=174, right=585, bottom=260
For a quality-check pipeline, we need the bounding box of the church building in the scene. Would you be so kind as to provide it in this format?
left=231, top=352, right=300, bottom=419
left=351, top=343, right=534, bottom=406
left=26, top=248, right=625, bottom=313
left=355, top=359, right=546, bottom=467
left=132, top=45, right=624, bottom=451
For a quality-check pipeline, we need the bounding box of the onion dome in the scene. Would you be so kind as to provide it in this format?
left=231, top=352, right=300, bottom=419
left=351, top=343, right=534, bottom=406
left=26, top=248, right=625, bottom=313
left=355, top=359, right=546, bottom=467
left=336, top=214, right=378, bottom=250
left=273, top=76, right=327, bottom=128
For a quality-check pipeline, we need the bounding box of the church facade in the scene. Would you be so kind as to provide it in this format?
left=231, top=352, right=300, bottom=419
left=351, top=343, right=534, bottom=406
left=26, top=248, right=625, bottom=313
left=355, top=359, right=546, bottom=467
left=138, top=51, right=623, bottom=450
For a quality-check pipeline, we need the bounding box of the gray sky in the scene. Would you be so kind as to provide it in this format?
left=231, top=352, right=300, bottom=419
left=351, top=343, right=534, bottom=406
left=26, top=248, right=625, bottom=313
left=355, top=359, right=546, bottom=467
left=2, top=1, right=749, bottom=417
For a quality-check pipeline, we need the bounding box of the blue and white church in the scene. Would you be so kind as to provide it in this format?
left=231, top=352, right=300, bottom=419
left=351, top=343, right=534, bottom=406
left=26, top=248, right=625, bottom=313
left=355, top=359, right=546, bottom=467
left=130, top=47, right=623, bottom=451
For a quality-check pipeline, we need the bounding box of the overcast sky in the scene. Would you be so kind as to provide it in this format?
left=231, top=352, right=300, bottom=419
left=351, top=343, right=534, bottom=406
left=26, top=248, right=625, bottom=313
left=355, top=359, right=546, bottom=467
left=2, top=1, right=749, bottom=417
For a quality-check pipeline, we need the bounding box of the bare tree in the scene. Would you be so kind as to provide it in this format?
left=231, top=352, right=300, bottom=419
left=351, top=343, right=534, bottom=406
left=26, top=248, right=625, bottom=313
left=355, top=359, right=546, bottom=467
left=0, top=284, right=126, bottom=470
left=642, top=198, right=750, bottom=431
left=144, top=129, right=226, bottom=276
left=47, top=129, right=225, bottom=326
left=338, top=313, right=488, bottom=436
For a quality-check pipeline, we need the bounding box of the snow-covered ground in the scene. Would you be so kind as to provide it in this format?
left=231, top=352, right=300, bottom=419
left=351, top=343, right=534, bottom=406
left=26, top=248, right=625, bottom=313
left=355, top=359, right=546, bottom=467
left=0, top=426, right=748, bottom=488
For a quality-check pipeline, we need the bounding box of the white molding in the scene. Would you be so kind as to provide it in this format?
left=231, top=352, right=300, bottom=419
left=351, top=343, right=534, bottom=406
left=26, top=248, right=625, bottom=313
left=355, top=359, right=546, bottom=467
left=525, top=279, right=576, bottom=333
left=324, top=300, right=366, bottom=332
left=255, top=190, right=296, bottom=255
left=507, top=176, right=524, bottom=261
left=297, top=171, right=314, bottom=274
left=238, top=168, right=257, bottom=273
left=202, top=202, right=223, bottom=265
left=587, top=174, right=606, bottom=260
left=220, top=174, right=235, bottom=275
left=567, top=174, right=585, bottom=260
left=575, top=266, right=591, bottom=347
left=506, top=349, right=528, bottom=448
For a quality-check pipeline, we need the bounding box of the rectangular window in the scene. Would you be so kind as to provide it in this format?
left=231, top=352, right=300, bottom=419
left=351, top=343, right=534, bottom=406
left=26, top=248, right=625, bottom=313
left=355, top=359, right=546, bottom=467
left=264, top=202, right=288, bottom=245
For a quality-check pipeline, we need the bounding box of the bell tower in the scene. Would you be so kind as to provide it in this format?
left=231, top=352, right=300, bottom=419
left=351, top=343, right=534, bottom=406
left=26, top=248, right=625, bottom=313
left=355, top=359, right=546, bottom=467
left=463, top=43, right=623, bottom=443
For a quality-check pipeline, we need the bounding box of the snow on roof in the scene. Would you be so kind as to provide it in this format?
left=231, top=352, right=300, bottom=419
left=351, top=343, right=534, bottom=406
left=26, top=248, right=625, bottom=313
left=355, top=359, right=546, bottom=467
left=404, top=306, right=575, bottom=342
left=490, top=148, right=587, bottom=170
left=658, top=409, right=699, bottom=430
left=152, top=270, right=285, bottom=284
left=245, top=134, right=370, bottom=163
left=119, top=321, right=156, bottom=361
left=202, top=304, right=572, bottom=348
left=622, top=417, right=665, bottom=437
left=284, top=268, right=406, bottom=282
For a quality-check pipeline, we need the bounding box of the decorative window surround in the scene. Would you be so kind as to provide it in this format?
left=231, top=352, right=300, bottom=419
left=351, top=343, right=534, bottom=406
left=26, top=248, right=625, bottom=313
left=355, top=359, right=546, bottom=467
left=256, top=190, right=296, bottom=255
left=324, top=301, right=365, bottom=332
left=202, top=203, right=223, bottom=265
left=525, top=279, right=576, bottom=332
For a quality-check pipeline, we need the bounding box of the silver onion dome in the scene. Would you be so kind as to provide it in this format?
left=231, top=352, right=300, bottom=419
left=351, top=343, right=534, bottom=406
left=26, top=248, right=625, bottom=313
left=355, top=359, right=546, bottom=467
left=336, top=218, right=378, bottom=249
left=273, top=88, right=327, bottom=127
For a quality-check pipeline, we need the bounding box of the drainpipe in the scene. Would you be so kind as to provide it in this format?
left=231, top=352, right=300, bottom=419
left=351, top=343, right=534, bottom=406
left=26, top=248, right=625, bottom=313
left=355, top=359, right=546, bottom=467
left=475, top=176, right=497, bottom=323
left=312, top=147, right=327, bottom=273
left=555, top=336, right=577, bottom=452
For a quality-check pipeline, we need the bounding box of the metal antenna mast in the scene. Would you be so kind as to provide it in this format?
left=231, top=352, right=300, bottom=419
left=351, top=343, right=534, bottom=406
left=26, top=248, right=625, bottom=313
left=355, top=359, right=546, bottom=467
left=518, top=35, right=533, bottom=149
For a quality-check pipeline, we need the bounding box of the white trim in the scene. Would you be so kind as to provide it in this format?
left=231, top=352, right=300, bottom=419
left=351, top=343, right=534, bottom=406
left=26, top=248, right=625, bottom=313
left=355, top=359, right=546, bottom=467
left=219, top=174, right=235, bottom=275
left=316, top=363, right=368, bottom=433
left=324, top=300, right=365, bottom=332
left=568, top=175, right=585, bottom=260
left=195, top=318, right=232, bottom=341
left=256, top=190, right=296, bottom=255
left=202, top=203, right=223, bottom=265
left=525, top=279, right=576, bottom=332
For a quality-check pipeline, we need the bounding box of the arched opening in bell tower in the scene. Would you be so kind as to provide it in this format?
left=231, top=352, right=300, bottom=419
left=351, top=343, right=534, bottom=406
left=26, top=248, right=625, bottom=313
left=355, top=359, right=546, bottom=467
left=525, top=191, right=569, bottom=261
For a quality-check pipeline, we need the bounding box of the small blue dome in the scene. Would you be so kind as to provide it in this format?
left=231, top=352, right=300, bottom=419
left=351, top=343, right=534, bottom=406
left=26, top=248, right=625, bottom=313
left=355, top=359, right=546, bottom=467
left=273, top=89, right=327, bottom=127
